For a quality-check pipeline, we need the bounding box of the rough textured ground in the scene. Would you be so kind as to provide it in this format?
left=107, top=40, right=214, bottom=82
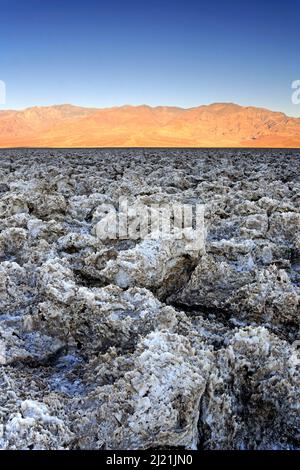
left=0, top=148, right=299, bottom=450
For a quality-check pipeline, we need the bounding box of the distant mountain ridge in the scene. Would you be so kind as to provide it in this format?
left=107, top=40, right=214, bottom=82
left=0, top=102, right=300, bottom=147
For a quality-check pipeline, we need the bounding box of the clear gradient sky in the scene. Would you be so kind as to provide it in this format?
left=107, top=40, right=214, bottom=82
left=1, top=0, right=300, bottom=116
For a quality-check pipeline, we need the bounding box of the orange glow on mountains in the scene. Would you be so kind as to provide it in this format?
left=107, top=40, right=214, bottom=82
left=1, top=102, right=300, bottom=148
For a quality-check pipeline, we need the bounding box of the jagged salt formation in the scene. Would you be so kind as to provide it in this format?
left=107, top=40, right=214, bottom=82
left=0, top=148, right=299, bottom=450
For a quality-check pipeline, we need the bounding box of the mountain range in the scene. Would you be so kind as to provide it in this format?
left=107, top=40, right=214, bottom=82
left=0, top=102, right=300, bottom=147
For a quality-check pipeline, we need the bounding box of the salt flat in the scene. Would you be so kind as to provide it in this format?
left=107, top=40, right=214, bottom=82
left=0, top=148, right=299, bottom=450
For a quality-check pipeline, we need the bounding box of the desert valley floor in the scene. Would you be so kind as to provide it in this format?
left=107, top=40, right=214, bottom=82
left=0, top=148, right=299, bottom=450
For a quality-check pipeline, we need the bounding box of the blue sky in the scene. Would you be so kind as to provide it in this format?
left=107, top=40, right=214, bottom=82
left=1, top=0, right=300, bottom=116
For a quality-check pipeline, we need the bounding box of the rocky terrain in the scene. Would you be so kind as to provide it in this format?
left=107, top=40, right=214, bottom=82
left=0, top=148, right=299, bottom=450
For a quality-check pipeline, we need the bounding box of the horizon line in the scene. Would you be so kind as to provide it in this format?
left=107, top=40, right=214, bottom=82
left=1, top=101, right=299, bottom=119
